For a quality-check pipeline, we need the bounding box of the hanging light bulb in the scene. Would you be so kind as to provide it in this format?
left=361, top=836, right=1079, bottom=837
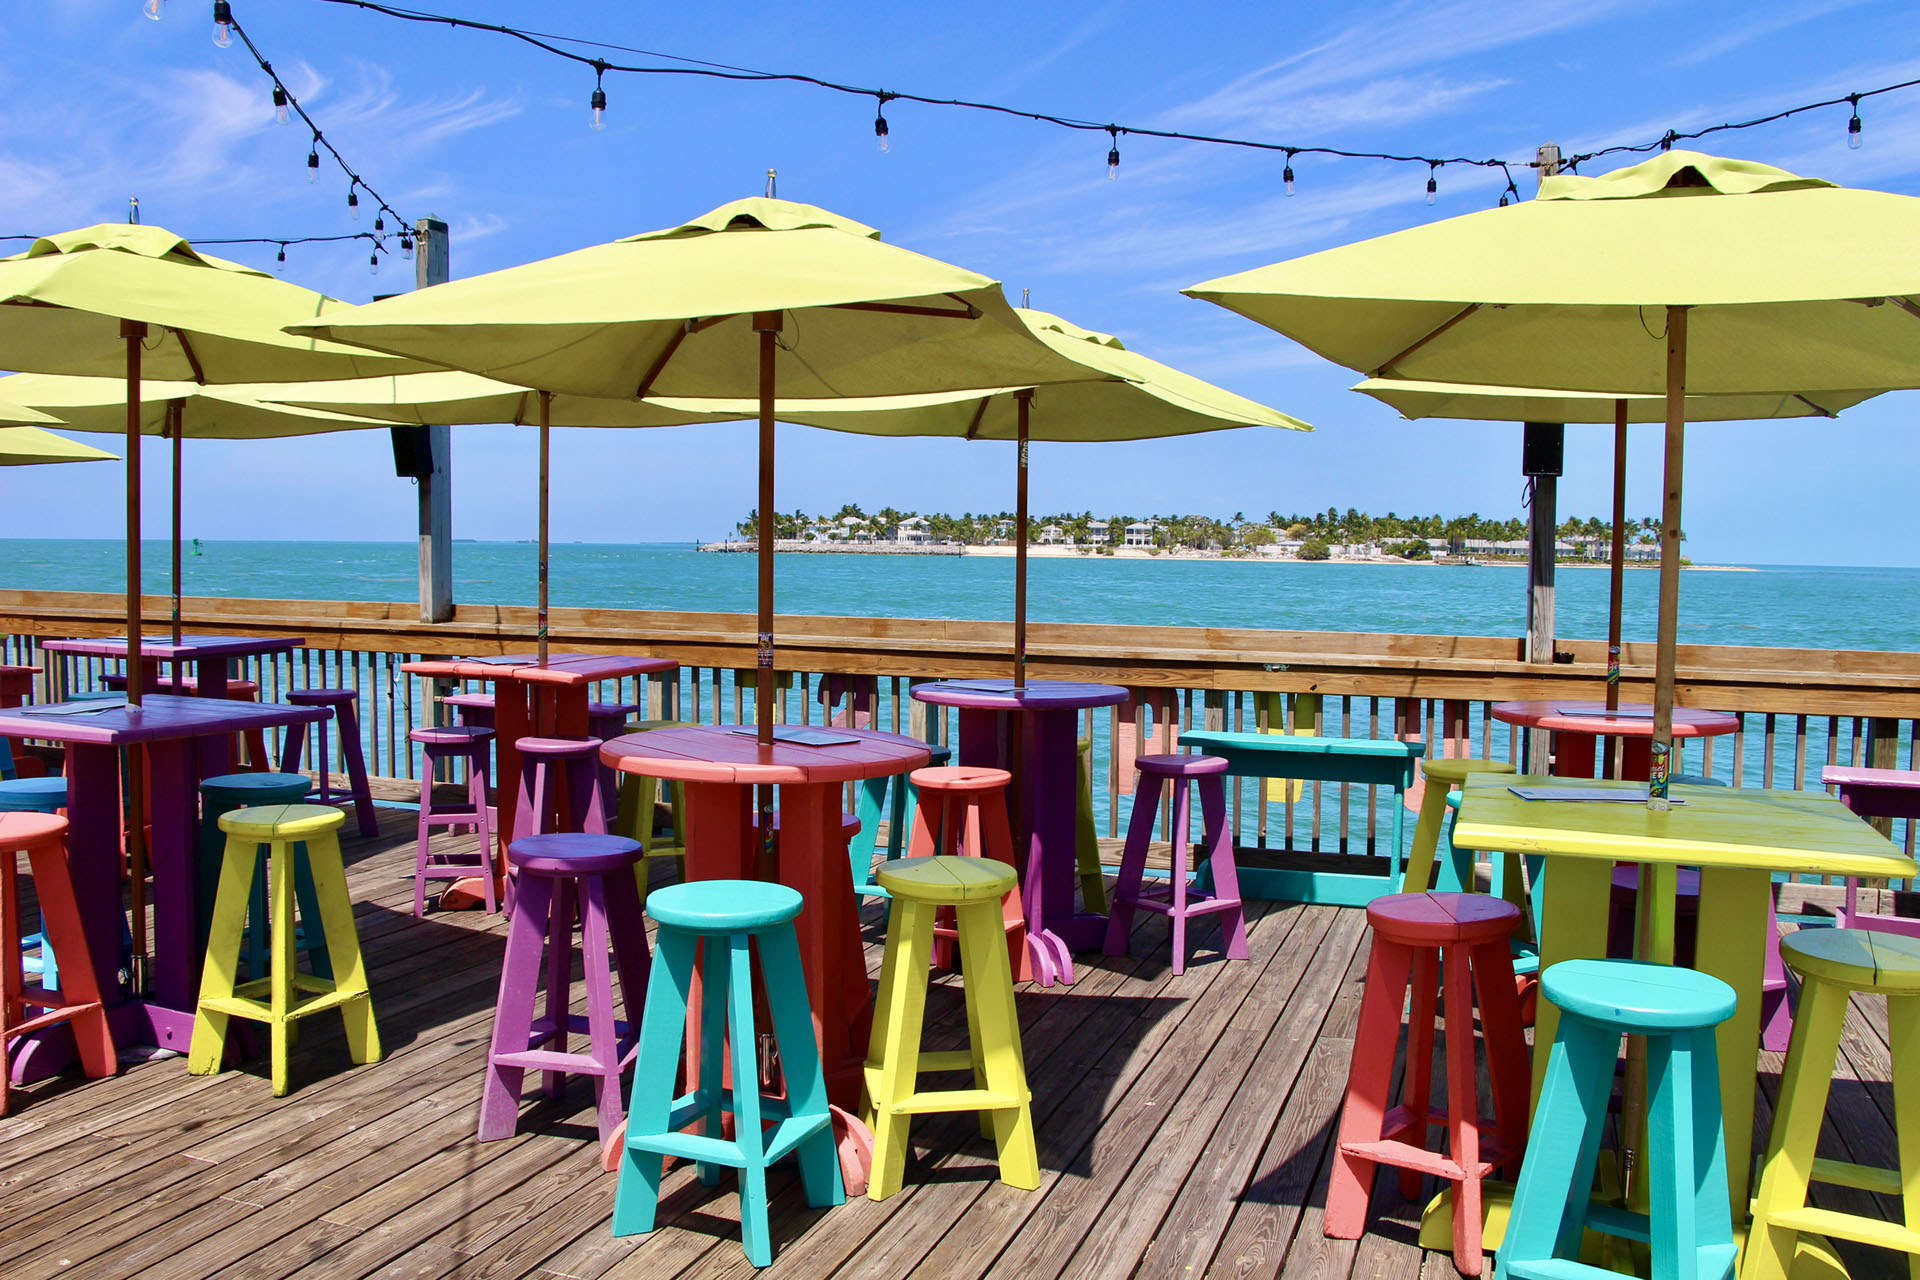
left=212, top=0, right=232, bottom=47
left=1106, top=126, right=1120, bottom=180
left=400, top=231, right=414, bottom=261
left=272, top=85, right=290, bottom=126
left=1283, top=151, right=1296, bottom=197
left=1425, top=163, right=1438, bottom=206
left=589, top=60, right=608, bottom=131
left=1848, top=95, right=1863, bottom=149
left=274, top=243, right=286, bottom=273
left=369, top=249, right=379, bottom=276
left=144, top=0, right=165, bottom=19
left=374, top=212, right=384, bottom=234
left=875, top=93, right=891, bottom=153
left=307, top=139, right=320, bottom=184
left=346, top=184, right=359, bottom=220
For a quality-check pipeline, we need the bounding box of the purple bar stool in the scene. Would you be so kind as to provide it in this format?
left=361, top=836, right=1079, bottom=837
left=587, top=701, right=639, bottom=828
left=513, top=736, right=607, bottom=840
left=1103, top=753, right=1248, bottom=976
left=408, top=725, right=496, bottom=916
left=479, top=833, right=650, bottom=1150
left=279, top=688, right=378, bottom=838
left=443, top=691, right=496, bottom=728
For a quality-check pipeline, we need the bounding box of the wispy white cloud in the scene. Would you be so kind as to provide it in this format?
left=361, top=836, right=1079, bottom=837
left=1671, top=0, right=1871, bottom=67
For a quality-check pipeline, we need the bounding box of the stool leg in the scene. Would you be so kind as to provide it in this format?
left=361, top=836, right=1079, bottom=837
left=868, top=899, right=934, bottom=1201
left=891, top=772, right=914, bottom=862
left=245, top=843, right=269, bottom=982
left=1440, top=941, right=1484, bottom=1275
left=1886, top=993, right=1920, bottom=1280
left=568, top=757, right=607, bottom=836
left=472, top=753, right=497, bottom=915
left=852, top=776, right=887, bottom=889
left=307, top=833, right=376, bottom=1066
left=1496, top=1019, right=1618, bottom=1276
left=542, top=877, right=573, bottom=1099
left=726, top=933, right=773, bottom=1267
left=277, top=720, right=305, bottom=777
left=695, top=932, right=732, bottom=1187
left=413, top=761, right=433, bottom=917
left=957, top=896, right=1039, bottom=1190
left=579, top=876, right=623, bottom=1149
left=1759, top=893, right=1791, bottom=1054
left=330, top=701, right=377, bottom=838
left=861, top=893, right=908, bottom=1125
left=1469, top=941, right=1530, bottom=1179
left=268, top=838, right=296, bottom=1096
left=189, top=834, right=259, bottom=1076
left=1075, top=739, right=1107, bottom=915
left=480, top=872, right=552, bottom=1140
left=1397, top=946, right=1439, bottom=1202
left=292, top=842, right=331, bottom=982
left=759, top=923, right=844, bottom=1209
left=602, top=864, right=651, bottom=1055
left=1199, top=777, right=1247, bottom=962
left=1102, top=777, right=1163, bottom=958
left=1403, top=780, right=1452, bottom=894
left=1327, top=934, right=1415, bottom=1239
left=1168, top=780, right=1191, bottom=976
left=613, top=929, right=695, bottom=1237
left=24, top=841, right=114, bottom=1079
left=0, top=860, right=15, bottom=1112
left=1746, top=977, right=1848, bottom=1280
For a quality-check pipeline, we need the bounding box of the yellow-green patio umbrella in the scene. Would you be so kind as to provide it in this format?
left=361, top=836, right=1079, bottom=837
left=1190, top=150, right=1920, bottom=807
left=0, top=423, right=116, bottom=466
left=687, top=307, right=1309, bottom=684
left=289, top=197, right=1102, bottom=744
left=0, top=372, right=403, bottom=641
left=0, top=224, right=429, bottom=705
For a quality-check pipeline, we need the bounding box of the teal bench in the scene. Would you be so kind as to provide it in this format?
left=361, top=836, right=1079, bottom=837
left=1176, top=729, right=1421, bottom=907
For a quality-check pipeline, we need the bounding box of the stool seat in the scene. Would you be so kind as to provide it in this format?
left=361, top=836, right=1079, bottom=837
left=587, top=701, right=639, bottom=718
left=907, top=764, right=1012, bottom=793
left=442, top=692, right=496, bottom=710
left=218, top=803, right=346, bottom=843
left=285, top=687, right=355, bottom=707
left=202, top=771, right=310, bottom=799
left=516, top=735, right=602, bottom=757
left=878, top=855, right=1015, bottom=904
left=645, top=880, right=802, bottom=932
left=0, top=811, right=66, bottom=851
left=1420, top=758, right=1515, bottom=786
left=1135, top=752, right=1228, bottom=778
left=507, top=833, right=641, bottom=876
left=0, top=777, right=67, bottom=811
left=1366, top=891, right=1519, bottom=947
left=410, top=724, right=495, bottom=747
left=1541, top=958, right=1736, bottom=1033
left=1782, top=927, right=1920, bottom=991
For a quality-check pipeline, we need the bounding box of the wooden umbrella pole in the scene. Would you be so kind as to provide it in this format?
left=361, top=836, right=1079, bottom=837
left=754, top=313, right=781, bottom=747
left=1013, top=390, right=1032, bottom=689
left=170, top=400, right=183, bottom=645
left=122, top=319, right=150, bottom=989
left=1650, top=306, right=1687, bottom=815
left=537, top=390, right=551, bottom=666
left=1603, top=397, right=1628, bottom=776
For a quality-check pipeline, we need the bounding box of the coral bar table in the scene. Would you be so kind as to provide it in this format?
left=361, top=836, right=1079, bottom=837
left=0, top=663, right=36, bottom=707
left=910, top=679, right=1128, bottom=986
left=1451, top=774, right=1915, bottom=1221
left=1489, top=699, right=1736, bottom=781
left=401, top=654, right=678, bottom=902
left=600, top=724, right=930, bottom=1112
left=39, top=634, right=303, bottom=700
left=0, top=693, right=328, bottom=1076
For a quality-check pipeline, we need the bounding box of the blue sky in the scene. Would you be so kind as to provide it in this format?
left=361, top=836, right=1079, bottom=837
left=3, top=0, right=1918, bottom=564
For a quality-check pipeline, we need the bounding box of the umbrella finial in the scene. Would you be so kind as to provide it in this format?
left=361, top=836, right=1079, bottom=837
left=765, top=169, right=777, bottom=198
left=127, top=197, right=140, bottom=226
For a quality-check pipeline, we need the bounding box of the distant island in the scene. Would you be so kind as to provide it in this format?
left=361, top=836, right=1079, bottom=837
left=711, top=505, right=1685, bottom=565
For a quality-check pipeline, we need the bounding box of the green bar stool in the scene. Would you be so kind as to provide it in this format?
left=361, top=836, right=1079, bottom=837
left=199, top=772, right=329, bottom=981
left=612, top=880, right=843, bottom=1268
left=1496, top=959, right=1737, bottom=1280
left=850, top=742, right=952, bottom=899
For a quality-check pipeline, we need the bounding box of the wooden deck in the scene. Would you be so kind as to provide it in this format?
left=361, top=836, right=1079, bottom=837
left=0, top=807, right=1908, bottom=1280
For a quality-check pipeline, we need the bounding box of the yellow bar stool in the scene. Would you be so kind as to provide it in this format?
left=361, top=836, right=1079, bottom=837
left=861, top=855, right=1038, bottom=1202
left=188, top=803, right=381, bottom=1096
left=1402, top=758, right=1517, bottom=896
left=1745, top=928, right=1920, bottom=1280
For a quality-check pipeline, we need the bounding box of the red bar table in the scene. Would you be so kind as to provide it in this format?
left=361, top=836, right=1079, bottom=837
left=0, top=693, right=328, bottom=1078
left=402, top=654, right=678, bottom=904
left=1488, top=699, right=1736, bottom=781
left=39, top=634, right=303, bottom=701
left=911, top=679, right=1128, bottom=986
left=600, top=724, right=929, bottom=1112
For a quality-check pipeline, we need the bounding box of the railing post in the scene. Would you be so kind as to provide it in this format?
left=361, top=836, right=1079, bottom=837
left=414, top=217, right=454, bottom=624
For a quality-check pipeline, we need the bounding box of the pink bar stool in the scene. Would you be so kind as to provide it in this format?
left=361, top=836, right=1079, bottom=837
left=442, top=691, right=496, bottom=729
left=408, top=725, right=496, bottom=916
left=1103, top=754, right=1247, bottom=976
left=903, top=765, right=1034, bottom=982
left=479, top=832, right=650, bottom=1150
left=279, top=688, right=378, bottom=838
left=587, top=702, right=639, bottom=828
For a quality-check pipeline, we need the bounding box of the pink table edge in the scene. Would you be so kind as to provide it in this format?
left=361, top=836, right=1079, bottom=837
left=1490, top=699, right=1738, bottom=738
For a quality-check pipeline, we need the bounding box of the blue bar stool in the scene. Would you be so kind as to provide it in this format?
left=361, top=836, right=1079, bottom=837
left=850, top=742, right=951, bottom=899
left=1496, top=959, right=1737, bottom=1280
left=612, top=880, right=843, bottom=1267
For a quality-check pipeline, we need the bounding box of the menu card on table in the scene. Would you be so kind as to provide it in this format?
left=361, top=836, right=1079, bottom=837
left=729, top=726, right=863, bottom=748
left=1507, top=785, right=1684, bottom=804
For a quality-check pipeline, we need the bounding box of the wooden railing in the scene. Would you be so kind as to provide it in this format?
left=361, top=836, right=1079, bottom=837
left=3, top=588, right=1916, bottom=887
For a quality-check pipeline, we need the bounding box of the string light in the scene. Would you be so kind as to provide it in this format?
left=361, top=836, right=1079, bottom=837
left=212, top=0, right=233, bottom=48
left=400, top=230, right=414, bottom=260
left=369, top=248, right=379, bottom=275
left=874, top=92, right=891, bottom=153
left=374, top=212, right=384, bottom=234
left=589, top=59, right=607, bottom=130
left=1283, top=149, right=1295, bottom=197
left=143, top=0, right=164, bottom=18
left=1106, top=126, right=1120, bottom=180
left=1848, top=95, right=1863, bottom=149
left=346, top=184, right=359, bottom=220
left=3, top=230, right=391, bottom=275
left=271, top=85, right=290, bottom=125
left=1425, top=162, right=1438, bottom=205
left=275, top=243, right=286, bottom=271
left=307, top=139, right=320, bottom=183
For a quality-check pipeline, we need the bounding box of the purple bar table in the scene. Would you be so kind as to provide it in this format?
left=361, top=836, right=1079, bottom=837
left=0, top=693, right=327, bottom=1078
left=40, top=634, right=303, bottom=701
left=911, top=679, right=1127, bottom=986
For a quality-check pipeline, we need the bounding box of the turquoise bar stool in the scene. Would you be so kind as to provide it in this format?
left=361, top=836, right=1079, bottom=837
left=612, top=880, right=843, bottom=1268
left=851, top=742, right=951, bottom=899
left=199, top=772, right=330, bottom=981
left=2, top=776, right=69, bottom=989
left=1496, top=959, right=1738, bottom=1280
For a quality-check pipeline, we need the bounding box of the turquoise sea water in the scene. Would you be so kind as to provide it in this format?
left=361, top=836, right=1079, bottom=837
left=3, top=538, right=1918, bottom=653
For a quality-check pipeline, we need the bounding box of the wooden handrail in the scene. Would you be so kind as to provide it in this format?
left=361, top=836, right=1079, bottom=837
left=1, top=587, right=1915, bottom=715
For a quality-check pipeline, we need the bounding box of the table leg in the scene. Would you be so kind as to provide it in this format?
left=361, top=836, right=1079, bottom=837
left=1530, top=856, right=1614, bottom=1111
left=678, top=780, right=755, bottom=1119
left=1550, top=731, right=1599, bottom=778
left=1620, top=738, right=1653, bottom=782
left=440, top=680, right=528, bottom=909
left=63, top=743, right=127, bottom=1013
left=193, top=659, right=229, bottom=701
left=955, top=706, right=1010, bottom=772
left=777, top=781, right=870, bottom=1110
left=1022, top=709, right=1089, bottom=983
left=1695, top=865, right=1770, bottom=1220
left=145, top=738, right=198, bottom=1017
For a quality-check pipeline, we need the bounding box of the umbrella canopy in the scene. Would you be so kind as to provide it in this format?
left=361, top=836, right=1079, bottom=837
left=1188, top=150, right=1920, bottom=810
left=1352, top=378, right=1881, bottom=424
left=0, top=423, right=115, bottom=466
left=289, top=197, right=1108, bottom=743
left=0, top=400, right=61, bottom=427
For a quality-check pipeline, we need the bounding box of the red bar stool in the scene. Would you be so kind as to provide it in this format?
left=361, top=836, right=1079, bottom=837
left=903, top=765, right=1033, bottom=982
left=409, top=725, right=496, bottom=916
left=279, top=688, right=378, bottom=837
left=1325, top=892, right=1530, bottom=1276
left=1103, top=753, right=1247, bottom=976
left=0, top=812, right=116, bottom=1112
